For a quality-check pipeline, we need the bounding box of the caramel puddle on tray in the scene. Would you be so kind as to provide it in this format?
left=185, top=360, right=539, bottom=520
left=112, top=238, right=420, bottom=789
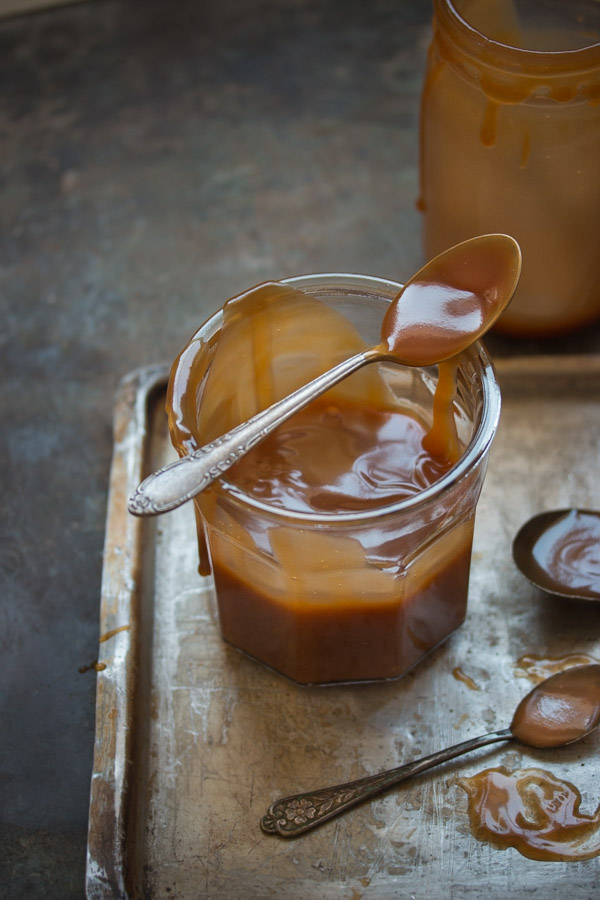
left=516, top=652, right=600, bottom=684
left=452, top=666, right=481, bottom=691
left=457, top=766, right=600, bottom=861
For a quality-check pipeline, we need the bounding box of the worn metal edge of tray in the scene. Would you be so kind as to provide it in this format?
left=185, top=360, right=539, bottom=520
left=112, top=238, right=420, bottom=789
left=86, top=363, right=169, bottom=900
left=84, top=354, right=600, bottom=900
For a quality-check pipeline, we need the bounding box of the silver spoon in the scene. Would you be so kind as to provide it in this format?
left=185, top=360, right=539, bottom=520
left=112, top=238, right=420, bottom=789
left=513, top=508, right=600, bottom=601
left=260, top=664, right=600, bottom=837
left=128, top=234, right=521, bottom=517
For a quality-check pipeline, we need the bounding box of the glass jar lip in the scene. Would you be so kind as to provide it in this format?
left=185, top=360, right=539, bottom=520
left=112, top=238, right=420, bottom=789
left=436, top=0, right=600, bottom=75
left=182, top=272, right=501, bottom=525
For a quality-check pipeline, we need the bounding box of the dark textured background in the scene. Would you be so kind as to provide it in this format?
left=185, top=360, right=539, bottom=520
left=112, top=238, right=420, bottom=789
left=2, top=1, right=599, bottom=895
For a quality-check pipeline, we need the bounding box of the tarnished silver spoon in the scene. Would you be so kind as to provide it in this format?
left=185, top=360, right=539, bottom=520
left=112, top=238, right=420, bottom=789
left=128, top=234, right=521, bottom=517
left=261, top=664, right=600, bottom=837
left=513, top=508, right=600, bottom=601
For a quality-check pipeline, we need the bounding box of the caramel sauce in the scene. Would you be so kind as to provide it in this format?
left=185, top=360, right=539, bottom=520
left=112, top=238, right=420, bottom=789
left=458, top=665, right=600, bottom=858
left=452, top=665, right=480, bottom=690
left=214, top=527, right=472, bottom=685
left=380, top=236, right=518, bottom=367
left=79, top=660, right=107, bottom=674
left=99, top=624, right=131, bottom=643
left=480, top=100, right=498, bottom=148
left=458, top=766, right=600, bottom=861
left=382, top=282, right=486, bottom=365
left=79, top=626, right=130, bottom=674
left=423, top=356, right=460, bottom=464
left=225, top=396, right=453, bottom=514
left=516, top=652, right=600, bottom=684
left=167, top=279, right=483, bottom=683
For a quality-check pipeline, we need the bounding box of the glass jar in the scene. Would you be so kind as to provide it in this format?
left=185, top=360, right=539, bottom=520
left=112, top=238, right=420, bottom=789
left=419, top=0, right=600, bottom=337
left=166, top=274, right=501, bottom=685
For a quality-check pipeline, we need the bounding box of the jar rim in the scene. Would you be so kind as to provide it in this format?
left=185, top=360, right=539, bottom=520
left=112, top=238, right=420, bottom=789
left=174, top=272, right=501, bottom=525
left=436, top=0, right=600, bottom=75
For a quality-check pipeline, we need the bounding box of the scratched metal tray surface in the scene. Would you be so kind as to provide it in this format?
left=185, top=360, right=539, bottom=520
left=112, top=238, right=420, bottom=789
left=87, top=356, right=600, bottom=900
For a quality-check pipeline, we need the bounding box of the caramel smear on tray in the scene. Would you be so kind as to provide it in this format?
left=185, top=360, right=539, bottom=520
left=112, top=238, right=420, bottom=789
left=458, top=766, right=600, bottom=861
left=516, top=652, right=600, bottom=684
left=452, top=666, right=481, bottom=691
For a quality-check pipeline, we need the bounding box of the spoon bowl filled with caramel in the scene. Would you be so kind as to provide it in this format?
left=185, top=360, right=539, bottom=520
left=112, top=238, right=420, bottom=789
left=513, top=508, right=600, bottom=601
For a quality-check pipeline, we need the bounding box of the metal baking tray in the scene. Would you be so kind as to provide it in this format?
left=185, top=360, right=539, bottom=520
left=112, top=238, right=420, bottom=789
left=86, top=356, right=600, bottom=899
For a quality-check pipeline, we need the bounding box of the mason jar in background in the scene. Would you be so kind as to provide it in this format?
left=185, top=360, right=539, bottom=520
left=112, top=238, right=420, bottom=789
left=166, top=274, right=501, bottom=685
left=419, top=0, right=600, bottom=337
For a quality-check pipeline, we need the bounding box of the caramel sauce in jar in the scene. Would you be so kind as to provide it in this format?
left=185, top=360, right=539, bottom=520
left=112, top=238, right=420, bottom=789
left=419, top=0, right=600, bottom=336
left=167, top=274, right=500, bottom=684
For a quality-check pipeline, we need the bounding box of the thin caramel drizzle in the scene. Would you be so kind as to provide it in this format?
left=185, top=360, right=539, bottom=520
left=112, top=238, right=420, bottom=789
left=423, top=358, right=461, bottom=466
left=99, top=624, right=131, bottom=643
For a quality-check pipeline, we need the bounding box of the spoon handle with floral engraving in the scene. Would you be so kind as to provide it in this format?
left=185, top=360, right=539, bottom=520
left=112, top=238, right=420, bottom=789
left=261, top=728, right=512, bottom=837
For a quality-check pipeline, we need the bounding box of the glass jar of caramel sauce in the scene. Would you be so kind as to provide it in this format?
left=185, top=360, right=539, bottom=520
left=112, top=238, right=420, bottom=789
left=166, top=274, right=500, bottom=685
left=419, top=0, right=600, bottom=337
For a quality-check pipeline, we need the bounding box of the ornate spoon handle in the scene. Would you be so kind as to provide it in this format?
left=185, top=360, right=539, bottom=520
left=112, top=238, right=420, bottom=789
left=261, top=728, right=512, bottom=837
left=128, top=346, right=383, bottom=516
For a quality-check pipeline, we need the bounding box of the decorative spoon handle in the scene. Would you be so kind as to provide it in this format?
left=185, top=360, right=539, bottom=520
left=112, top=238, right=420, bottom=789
left=260, top=728, right=512, bottom=837
left=128, top=346, right=382, bottom=516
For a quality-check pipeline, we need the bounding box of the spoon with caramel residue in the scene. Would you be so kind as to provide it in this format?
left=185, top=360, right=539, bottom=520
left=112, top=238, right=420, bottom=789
left=513, top=508, right=600, bottom=601
left=260, top=665, right=600, bottom=837
left=128, top=234, right=521, bottom=516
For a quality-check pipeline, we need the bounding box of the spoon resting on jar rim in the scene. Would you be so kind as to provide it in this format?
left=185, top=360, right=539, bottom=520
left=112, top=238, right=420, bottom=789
left=261, top=664, right=600, bottom=837
left=128, top=233, right=521, bottom=517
